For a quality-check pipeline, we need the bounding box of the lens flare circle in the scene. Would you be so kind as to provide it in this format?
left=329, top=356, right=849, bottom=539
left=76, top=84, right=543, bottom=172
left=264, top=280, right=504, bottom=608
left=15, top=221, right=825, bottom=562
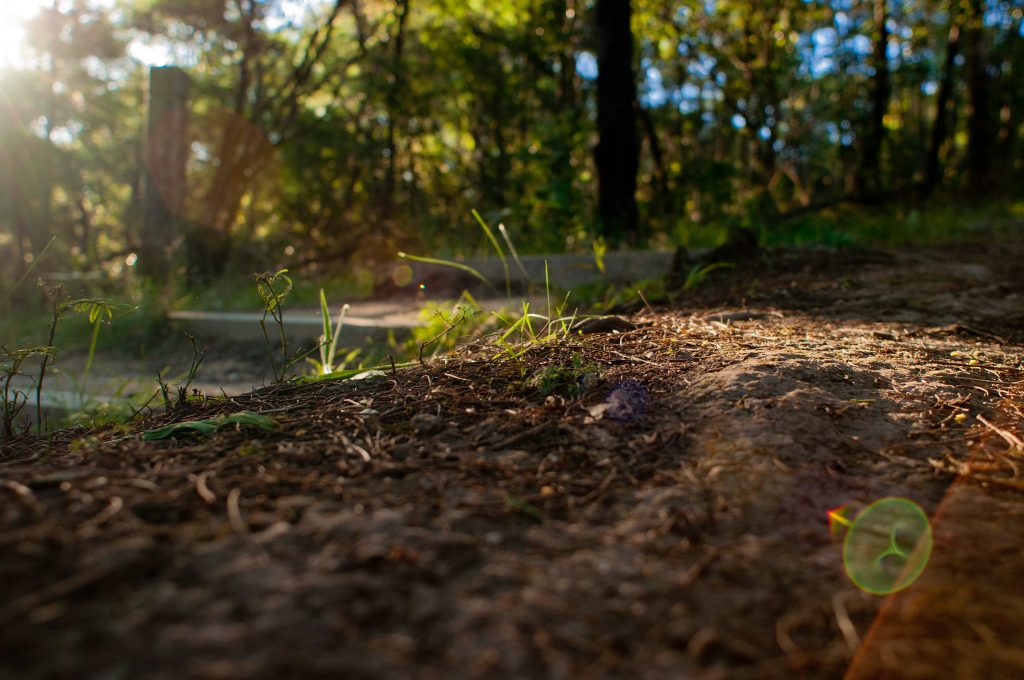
left=842, top=497, right=932, bottom=595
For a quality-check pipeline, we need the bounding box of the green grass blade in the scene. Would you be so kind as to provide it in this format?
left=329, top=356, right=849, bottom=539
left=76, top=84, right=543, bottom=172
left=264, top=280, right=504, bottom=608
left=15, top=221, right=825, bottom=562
left=684, top=261, right=735, bottom=290
left=318, top=289, right=332, bottom=369
left=319, top=289, right=332, bottom=348
left=397, top=252, right=500, bottom=296
left=471, top=209, right=510, bottom=298
left=521, top=301, right=535, bottom=340
left=591, top=236, right=607, bottom=275
left=1, top=235, right=55, bottom=311
left=544, top=260, right=552, bottom=329
left=499, top=223, right=534, bottom=287
left=497, top=315, right=529, bottom=345
left=299, top=361, right=418, bottom=384
left=79, top=315, right=102, bottom=401
left=326, top=303, right=349, bottom=374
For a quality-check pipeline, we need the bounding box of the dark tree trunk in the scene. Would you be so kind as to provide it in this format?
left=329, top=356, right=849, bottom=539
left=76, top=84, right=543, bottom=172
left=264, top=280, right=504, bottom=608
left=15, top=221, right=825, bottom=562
left=594, top=0, right=639, bottom=246
left=382, top=0, right=410, bottom=223
left=923, top=16, right=960, bottom=197
left=965, top=0, right=993, bottom=193
left=860, top=0, right=889, bottom=198
left=141, top=66, right=190, bottom=282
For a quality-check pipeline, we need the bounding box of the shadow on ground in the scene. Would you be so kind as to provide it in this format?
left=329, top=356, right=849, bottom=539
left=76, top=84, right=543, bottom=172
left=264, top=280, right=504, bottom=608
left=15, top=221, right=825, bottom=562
left=2, top=239, right=1023, bottom=679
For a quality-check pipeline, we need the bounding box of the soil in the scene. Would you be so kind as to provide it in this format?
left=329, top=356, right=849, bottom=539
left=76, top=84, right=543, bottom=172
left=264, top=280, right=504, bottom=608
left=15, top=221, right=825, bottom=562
left=2, top=240, right=1024, bottom=679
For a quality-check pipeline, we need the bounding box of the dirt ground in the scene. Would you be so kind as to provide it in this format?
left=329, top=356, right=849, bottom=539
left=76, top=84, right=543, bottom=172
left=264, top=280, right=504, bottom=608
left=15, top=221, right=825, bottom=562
left=2, top=240, right=1024, bottom=679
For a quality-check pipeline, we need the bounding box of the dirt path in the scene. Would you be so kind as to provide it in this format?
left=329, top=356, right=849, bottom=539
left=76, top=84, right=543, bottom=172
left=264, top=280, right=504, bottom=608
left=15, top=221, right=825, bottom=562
left=1, top=242, right=1023, bottom=679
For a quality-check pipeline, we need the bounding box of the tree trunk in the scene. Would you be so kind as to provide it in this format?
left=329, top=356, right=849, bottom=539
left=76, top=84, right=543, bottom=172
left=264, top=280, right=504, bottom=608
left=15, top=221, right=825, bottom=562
left=922, top=16, right=960, bottom=197
left=965, top=0, right=992, bottom=194
left=594, top=0, right=639, bottom=246
left=141, top=66, right=190, bottom=282
left=860, top=0, right=889, bottom=198
left=382, top=0, right=410, bottom=223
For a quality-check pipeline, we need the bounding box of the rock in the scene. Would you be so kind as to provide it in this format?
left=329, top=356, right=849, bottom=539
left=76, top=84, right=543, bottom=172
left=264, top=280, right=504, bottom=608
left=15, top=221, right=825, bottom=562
left=572, top=316, right=638, bottom=334
left=604, top=380, right=648, bottom=421
left=410, top=413, right=445, bottom=435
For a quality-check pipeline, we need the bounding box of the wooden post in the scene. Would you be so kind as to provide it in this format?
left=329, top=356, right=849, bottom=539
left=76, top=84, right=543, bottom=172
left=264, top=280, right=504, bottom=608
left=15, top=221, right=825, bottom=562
left=140, top=66, right=189, bottom=282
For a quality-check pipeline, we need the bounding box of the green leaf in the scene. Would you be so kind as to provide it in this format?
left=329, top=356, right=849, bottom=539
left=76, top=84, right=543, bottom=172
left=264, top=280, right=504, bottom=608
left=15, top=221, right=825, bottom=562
left=472, top=209, right=511, bottom=297
left=397, top=252, right=499, bottom=296
left=141, top=411, right=280, bottom=441
left=505, top=494, right=544, bottom=523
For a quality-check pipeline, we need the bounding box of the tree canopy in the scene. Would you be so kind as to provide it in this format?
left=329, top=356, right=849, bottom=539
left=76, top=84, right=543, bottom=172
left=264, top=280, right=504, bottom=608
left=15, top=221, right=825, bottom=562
left=1, top=0, right=1022, bottom=287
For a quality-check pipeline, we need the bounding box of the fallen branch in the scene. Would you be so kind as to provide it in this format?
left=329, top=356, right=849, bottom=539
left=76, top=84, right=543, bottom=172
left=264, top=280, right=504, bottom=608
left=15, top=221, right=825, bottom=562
left=976, top=415, right=1024, bottom=451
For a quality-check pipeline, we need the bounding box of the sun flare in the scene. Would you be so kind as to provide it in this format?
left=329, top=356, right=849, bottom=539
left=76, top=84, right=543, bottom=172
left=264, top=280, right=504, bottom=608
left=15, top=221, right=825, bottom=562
left=0, top=1, right=52, bottom=70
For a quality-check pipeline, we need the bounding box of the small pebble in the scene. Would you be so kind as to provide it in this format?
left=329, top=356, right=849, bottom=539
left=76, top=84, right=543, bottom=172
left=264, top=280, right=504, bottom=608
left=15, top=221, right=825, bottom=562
left=572, top=316, right=637, bottom=334
left=605, top=380, right=648, bottom=421
left=410, top=413, right=444, bottom=434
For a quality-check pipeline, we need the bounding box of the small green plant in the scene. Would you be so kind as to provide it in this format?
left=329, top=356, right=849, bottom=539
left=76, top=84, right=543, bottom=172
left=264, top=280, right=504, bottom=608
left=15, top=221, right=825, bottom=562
left=34, top=281, right=123, bottom=434
left=590, top=235, right=608, bottom=276
left=398, top=219, right=583, bottom=367
left=71, top=298, right=135, bottom=406
left=472, top=208, right=512, bottom=297
left=58, top=378, right=138, bottom=430
left=487, top=264, right=579, bottom=364
left=396, top=291, right=500, bottom=362
left=1, top=346, right=53, bottom=438
left=683, top=261, right=735, bottom=291
left=309, top=291, right=361, bottom=376
left=397, top=208, right=525, bottom=300
left=156, top=333, right=207, bottom=411
left=527, top=354, right=598, bottom=397
left=255, top=269, right=296, bottom=382
left=498, top=222, right=535, bottom=289
left=571, top=276, right=667, bottom=312
left=141, top=411, right=280, bottom=441
left=415, top=303, right=484, bottom=365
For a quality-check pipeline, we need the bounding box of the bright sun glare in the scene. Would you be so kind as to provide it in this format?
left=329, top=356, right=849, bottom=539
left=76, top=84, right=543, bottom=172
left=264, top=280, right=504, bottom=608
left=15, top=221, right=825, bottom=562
left=0, top=1, right=51, bottom=70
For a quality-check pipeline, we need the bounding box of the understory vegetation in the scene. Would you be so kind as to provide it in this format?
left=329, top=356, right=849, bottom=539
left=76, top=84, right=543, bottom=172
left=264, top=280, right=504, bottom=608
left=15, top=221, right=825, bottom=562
left=1, top=0, right=1022, bottom=435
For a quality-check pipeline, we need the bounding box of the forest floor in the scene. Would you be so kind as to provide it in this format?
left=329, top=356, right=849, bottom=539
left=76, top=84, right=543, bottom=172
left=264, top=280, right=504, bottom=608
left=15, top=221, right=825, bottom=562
left=2, top=240, right=1024, bottom=679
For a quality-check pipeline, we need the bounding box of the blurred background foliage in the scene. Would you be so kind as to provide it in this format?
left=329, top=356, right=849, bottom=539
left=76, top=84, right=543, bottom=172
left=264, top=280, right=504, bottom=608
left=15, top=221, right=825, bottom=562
left=1, top=0, right=1022, bottom=309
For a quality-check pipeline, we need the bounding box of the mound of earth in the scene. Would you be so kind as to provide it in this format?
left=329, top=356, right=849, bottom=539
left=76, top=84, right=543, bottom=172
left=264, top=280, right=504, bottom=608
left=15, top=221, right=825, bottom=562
left=2, top=241, right=1023, bottom=679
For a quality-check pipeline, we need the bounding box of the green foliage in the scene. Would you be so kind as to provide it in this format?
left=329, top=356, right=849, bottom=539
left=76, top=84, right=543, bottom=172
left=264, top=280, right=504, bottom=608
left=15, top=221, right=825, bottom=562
left=255, top=269, right=298, bottom=383
left=504, top=493, right=544, bottom=524
left=683, top=262, right=736, bottom=291
left=308, top=292, right=362, bottom=376
left=1, top=346, right=52, bottom=438
left=590, top=236, right=608, bottom=276
left=571, top=276, right=667, bottom=312
left=408, top=299, right=491, bottom=364
left=141, top=411, right=280, bottom=441
left=472, top=208, right=512, bottom=297
left=526, top=354, right=598, bottom=397
left=155, top=333, right=207, bottom=412
left=2, top=0, right=1021, bottom=307
left=33, top=281, right=127, bottom=433
left=0, top=275, right=132, bottom=437
left=399, top=208, right=530, bottom=299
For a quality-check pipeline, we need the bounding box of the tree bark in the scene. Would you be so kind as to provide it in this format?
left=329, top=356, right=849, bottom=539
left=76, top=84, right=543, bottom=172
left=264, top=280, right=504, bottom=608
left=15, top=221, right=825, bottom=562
left=922, top=16, right=960, bottom=197
left=965, top=0, right=992, bottom=193
left=594, top=0, right=639, bottom=246
left=859, top=0, right=889, bottom=198
left=140, top=66, right=190, bottom=282
left=382, top=0, right=410, bottom=223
